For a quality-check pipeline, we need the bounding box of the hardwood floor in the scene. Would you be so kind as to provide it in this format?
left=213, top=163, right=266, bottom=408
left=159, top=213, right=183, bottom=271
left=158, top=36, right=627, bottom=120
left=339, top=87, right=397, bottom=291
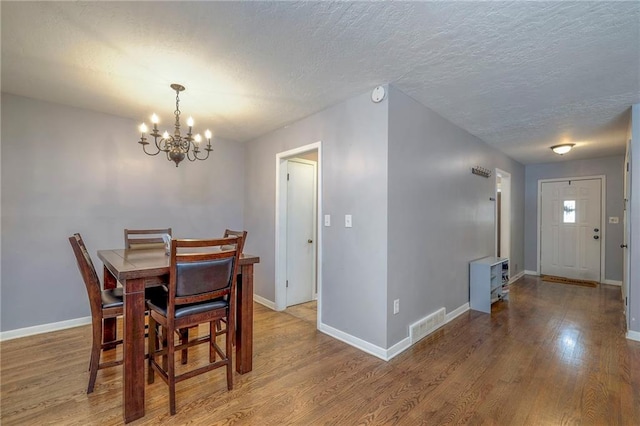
left=284, top=300, right=317, bottom=325
left=1, top=276, right=639, bottom=425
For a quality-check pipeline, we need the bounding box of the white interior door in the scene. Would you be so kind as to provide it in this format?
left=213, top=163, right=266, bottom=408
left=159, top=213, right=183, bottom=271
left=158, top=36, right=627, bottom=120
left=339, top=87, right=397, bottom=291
left=540, top=179, right=602, bottom=281
left=286, top=159, right=316, bottom=307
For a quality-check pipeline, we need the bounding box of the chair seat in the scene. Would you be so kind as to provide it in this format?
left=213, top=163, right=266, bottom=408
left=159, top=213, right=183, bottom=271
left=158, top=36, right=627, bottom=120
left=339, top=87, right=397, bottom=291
left=148, top=296, right=228, bottom=319
left=101, top=288, right=124, bottom=309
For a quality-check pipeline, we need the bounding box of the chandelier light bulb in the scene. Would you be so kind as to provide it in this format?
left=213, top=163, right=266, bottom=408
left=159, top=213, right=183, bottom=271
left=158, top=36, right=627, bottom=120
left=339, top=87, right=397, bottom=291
left=205, top=129, right=212, bottom=139
left=194, top=134, right=202, bottom=144
left=187, top=116, right=194, bottom=127
left=139, top=123, right=148, bottom=133
left=162, top=131, right=170, bottom=139
left=151, top=113, right=159, bottom=124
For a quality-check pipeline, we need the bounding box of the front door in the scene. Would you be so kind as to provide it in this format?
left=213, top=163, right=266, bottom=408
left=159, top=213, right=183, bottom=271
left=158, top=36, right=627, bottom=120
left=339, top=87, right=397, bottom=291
left=286, top=159, right=316, bottom=307
left=540, top=178, right=602, bottom=281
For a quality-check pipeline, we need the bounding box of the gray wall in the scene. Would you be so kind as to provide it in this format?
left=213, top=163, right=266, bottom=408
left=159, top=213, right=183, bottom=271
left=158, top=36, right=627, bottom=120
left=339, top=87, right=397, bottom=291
left=1, top=93, right=245, bottom=332
left=630, top=104, right=639, bottom=333
left=523, top=156, right=625, bottom=281
left=244, top=89, right=390, bottom=347
left=386, top=86, right=525, bottom=347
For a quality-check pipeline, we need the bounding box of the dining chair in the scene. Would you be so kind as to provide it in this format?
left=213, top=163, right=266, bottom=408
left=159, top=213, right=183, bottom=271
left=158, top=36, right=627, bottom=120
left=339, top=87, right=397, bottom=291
left=124, top=227, right=191, bottom=363
left=147, top=236, right=240, bottom=415
left=124, top=227, right=172, bottom=250
left=69, top=233, right=124, bottom=394
left=223, top=229, right=247, bottom=253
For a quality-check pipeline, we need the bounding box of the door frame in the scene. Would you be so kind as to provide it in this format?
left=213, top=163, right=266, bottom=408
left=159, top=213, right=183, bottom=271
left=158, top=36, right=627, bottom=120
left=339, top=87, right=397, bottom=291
left=275, top=142, right=322, bottom=317
left=536, top=175, right=606, bottom=281
left=623, top=139, right=631, bottom=328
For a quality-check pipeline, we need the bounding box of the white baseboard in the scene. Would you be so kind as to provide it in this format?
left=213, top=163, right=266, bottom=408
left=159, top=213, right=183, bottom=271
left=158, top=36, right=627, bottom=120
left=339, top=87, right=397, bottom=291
left=0, top=316, right=91, bottom=342
left=386, top=336, right=412, bottom=360
left=253, top=294, right=277, bottom=310
left=524, top=270, right=539, bottom=276
left=602, top=279, right=622, bottom=286
left=318, top=322, right=389, bottom=361
left=509, top=270, right=525, bottom=284
left=445, top=303, right=469, bottom=323
left=627, top=330, right=640, bottom=342
left=318, top=301, right=470, bottom=362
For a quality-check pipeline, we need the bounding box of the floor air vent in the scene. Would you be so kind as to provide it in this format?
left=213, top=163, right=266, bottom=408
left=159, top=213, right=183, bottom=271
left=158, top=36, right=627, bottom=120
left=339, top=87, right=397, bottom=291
left=410, top=307, right=446, bottom=344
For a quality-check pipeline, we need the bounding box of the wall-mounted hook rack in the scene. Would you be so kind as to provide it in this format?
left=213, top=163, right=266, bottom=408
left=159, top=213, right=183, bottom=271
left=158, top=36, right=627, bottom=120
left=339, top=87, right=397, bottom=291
left=471, top=166, right=492, bottom=178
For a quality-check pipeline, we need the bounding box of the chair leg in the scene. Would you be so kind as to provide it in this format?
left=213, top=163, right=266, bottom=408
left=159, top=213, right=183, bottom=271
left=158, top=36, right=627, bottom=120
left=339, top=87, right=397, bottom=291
left=147, top=316, right=157, bottom=385
left=209, top=322, right=216, bottom=363
left=87, top=318, right=103, bottom=394
left=167, top=325, right=177, bottom=415
left=226, top=319, right=233, bottom=391
left=180, top=328, right=189, bottom=365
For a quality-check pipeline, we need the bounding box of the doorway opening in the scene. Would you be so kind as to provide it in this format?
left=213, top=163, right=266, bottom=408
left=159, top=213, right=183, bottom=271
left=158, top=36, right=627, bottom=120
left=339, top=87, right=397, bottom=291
left=275, top=142, right=322, bottom=327
left=495, top=169, right=511, bottom=267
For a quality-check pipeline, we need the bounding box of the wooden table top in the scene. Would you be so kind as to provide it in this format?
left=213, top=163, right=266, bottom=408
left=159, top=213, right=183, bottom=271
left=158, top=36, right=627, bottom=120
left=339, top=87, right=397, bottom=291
left=97, top=248, right=259, bottom=281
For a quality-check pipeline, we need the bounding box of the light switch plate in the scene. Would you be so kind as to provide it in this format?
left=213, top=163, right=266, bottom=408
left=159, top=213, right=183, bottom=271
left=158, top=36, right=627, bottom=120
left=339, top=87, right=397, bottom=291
left=324, top=214, right=331, bottom=226
left=345, top=214, right=352, bottom=228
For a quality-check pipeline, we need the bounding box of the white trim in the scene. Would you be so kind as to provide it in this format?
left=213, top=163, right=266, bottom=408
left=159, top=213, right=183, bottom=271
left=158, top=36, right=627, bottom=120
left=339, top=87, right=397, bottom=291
left=627, top=330, right=640, bottom=342
left=253, top=294, right=277, bottom=310
left=318, top=322, right=389, bottom=360
left=445, top=303, right=469, bottom=323
left=602, top=279, right=622, bottom=286
left=275, top=142, right=322, bottom=314
left=0, top=316, right=91, bottom=341
left=537, top=175, right=607, bottom=281
left=509, top=270, right=525, bottom=283
left=319, top=301, right=471, bottom=361
left=524, top=270, right=539, bottom=276
left=386, top=337, right=412, bottom=360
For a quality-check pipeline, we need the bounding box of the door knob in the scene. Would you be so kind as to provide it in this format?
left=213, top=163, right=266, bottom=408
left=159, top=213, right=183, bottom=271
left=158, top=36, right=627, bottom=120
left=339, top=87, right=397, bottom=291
left=308, top=239, right=313, bottom=243
left=621, top=244, right=628, bottom=248
left=593, top=235, right=599, bottom=240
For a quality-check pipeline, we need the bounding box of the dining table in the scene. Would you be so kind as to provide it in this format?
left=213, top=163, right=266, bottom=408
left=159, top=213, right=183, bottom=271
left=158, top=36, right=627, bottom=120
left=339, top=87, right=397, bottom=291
left=97, top=247, right=260, bottom=423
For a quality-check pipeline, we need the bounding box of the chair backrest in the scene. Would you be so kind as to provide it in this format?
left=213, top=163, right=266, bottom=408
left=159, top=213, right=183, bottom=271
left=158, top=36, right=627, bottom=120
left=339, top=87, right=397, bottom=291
left=124, top=228, right=172, bottom=250
left=222, top=229, right=247, bottom=254
left=168, top=237, right=241, bottom=317
left=69, top=233, right=103, bottom=316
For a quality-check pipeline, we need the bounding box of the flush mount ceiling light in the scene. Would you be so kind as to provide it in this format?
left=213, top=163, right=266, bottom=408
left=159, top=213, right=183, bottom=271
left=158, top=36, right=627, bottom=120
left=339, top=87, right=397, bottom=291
left=550, top=143, right=575, bottom=155
left=137, top=84, right=213, bottom=167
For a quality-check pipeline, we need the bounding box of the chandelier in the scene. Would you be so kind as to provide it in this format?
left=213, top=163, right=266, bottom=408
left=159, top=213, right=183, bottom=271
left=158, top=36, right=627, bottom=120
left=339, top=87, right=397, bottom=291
left=138, top=84, right=213, bottom=167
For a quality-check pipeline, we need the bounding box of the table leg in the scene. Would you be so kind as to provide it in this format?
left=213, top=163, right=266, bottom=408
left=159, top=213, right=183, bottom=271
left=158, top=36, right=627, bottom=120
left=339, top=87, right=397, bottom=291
left=103, top=266, right=117, bottom=348
left=236, top=264, right=253, bottom=374
left=122, top=278, right=146, bottom=423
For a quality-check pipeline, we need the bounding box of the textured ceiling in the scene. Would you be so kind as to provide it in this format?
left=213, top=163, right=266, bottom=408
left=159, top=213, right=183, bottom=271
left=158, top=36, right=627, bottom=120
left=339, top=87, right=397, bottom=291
left=2, top=1, right=639, bottom=164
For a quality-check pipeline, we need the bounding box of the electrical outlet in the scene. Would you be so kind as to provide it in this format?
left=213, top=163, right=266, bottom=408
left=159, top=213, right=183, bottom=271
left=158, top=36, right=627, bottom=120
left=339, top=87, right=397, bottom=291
left=393, top=299, right=400, bottom=315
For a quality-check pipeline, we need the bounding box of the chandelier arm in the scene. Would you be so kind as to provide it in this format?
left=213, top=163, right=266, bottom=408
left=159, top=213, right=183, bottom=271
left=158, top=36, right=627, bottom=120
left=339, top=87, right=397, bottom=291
left=140, top=140, right=162, bottom=156
left=194, top=144, right=212, bottom=161
left=186, top=142, right=198, bottom=162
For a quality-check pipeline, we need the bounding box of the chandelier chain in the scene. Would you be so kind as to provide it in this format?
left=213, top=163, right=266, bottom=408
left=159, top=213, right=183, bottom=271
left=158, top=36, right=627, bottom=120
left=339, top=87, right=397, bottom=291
left=174, top=89, right=181, bottom=134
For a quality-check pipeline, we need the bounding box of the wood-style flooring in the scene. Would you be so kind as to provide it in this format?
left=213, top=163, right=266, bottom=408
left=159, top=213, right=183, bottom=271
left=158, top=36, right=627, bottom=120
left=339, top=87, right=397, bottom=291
left=1, top=276, right=639, bottom=425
